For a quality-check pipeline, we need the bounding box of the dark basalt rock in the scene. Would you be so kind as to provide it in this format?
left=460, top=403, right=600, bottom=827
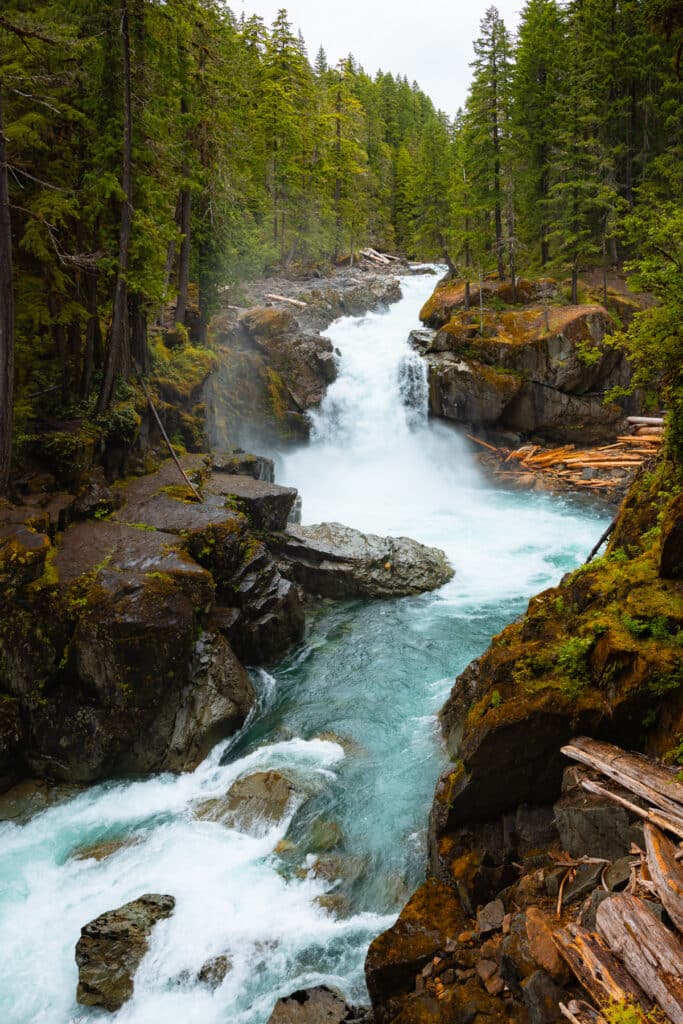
left=273, top=522, right=453, bottom=599
left=76, top=893, right=175, bottom=1011
left=204, top=472, right=298, bottom=531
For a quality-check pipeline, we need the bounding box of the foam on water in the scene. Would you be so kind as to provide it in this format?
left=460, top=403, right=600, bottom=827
left=0, top=269, right=609, bottom=1023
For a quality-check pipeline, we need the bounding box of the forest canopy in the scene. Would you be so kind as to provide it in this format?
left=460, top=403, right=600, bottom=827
left=1, top=0, right=682, bottom=491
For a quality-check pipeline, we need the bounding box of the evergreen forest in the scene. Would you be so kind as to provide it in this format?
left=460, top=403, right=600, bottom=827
left=1, top=0, right=683, bottom=490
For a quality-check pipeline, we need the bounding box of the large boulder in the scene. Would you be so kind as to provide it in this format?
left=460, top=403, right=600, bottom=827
left=268, top=986, right=367, bottom=1024
left=415, top=290, right=637, bottom=443
left=273, top=523, right=453, bottom=599
left=76, top=893, right=175, bottom=1011
left=195, top=769, right=303, bottom=833
left=24, top=571, right=254, bottom=781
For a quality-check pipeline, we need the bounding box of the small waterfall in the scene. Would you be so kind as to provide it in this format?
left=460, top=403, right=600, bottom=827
left=398, top=349, right=429, bottom=430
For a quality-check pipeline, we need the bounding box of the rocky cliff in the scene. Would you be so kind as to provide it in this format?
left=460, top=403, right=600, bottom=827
left=364, top=455, right=683, bottom=1024
left=0, top=451, right=452, bottom=792
left=413, top=277, right=642, bottom=445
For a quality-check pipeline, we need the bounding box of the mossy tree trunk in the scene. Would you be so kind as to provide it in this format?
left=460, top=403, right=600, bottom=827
left=0, top=89, right=14, bottom=495
left=97, top=0, right=133, bottom=414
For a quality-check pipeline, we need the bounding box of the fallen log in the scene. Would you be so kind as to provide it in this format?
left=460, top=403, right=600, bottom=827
left=626, top=416, right=665, bottom=425
left=644, top=823, right=683, bottom=933
left=264, top=293, right=307, bottom=308
left=466, top=433, right=501, bottom=453
left=553, top=923, right=652, bottom=1011
left=580, top=779, right=683, bottom=840
left=617, top=435, right=662, bottom=444
left=597, top=894, right=683, bottom=1023
left=563, top=737, right=683, bottom=812
left=559, top=1001, right=607, bottom=1024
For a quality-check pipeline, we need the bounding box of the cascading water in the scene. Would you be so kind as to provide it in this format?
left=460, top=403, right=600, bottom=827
left=0, top=270, right=609, bottom=1024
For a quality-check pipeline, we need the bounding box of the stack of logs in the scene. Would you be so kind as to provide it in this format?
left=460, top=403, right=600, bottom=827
left=359, top=248, right=401, bottom=267
left=469, top=417, right=664, bottom=497
left=555, top=737, right=683, bottom=1024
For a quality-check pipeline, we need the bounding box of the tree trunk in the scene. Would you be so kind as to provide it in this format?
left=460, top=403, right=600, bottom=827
left=571, top=267, right=578, bottom=305
left=96, top=0, right=133, bottom=414
left=0, top=90, right=15, bottom=495
left=175, top=185, right=191, bottom=325
left=129, top=292, right=149, bottom=375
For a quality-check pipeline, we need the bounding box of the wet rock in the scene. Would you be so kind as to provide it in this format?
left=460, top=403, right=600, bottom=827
left=75, top=893, right=175, bottom=1011
left=308, top=819, right=343, bottom=851
left=0, top=524, right=50, bottom=587
left=204, top=472, right=298, bottom=531
left=365, top=878, right=468, bottom=1015
left=419, top=292, right=635, bottom=443
left=0, top=777, right=82, bottom=822
left=197, top=954, right=231, bottom=990
left=211, top=450, right=275, bottom=482
left=477, top=899, right=505, bottom=936
left=72, top=477, right=122, bottom=520
left=72, top=836, right=141, bottom=862
left=520, top=970, right=565, bottom=1024
left=196, top=770, right=303, bottom=833
left=268, top=986, right=361, bottom=1024
left=273, top=522, right=453, bottom=600
left=0, top=703, right=26, bottom=792
left=26, top=575, right=254, bottom=781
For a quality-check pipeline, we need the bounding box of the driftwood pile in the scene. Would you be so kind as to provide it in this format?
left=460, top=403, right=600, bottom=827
left=469, top=417, right=664, bottom=497
left=555, top=737, right=683, bottom=1023
left=359, top=248, right=401, bottom=267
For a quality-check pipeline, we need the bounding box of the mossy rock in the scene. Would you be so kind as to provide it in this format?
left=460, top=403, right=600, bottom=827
left=434, top=457, right=683, bottom=835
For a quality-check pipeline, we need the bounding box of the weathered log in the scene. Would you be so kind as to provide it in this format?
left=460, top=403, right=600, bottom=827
left=563, top=737, right=683, bottom=817
left=465, top=433, right=500, bottom=453
left=559, top=1001, right=607, bottom=1024
left=580, top=779, right=683, bottom=840
left=617, top=435, right=662, bottom=444
left=597, top=894, right=683, bottom=1023
left=644, top=823, right=683, bottom=933
left=264, top=293, right=307, bottom=308
left=626, top=416, right=665, bottom=425
left=553, top=923, right=651, bottom=1011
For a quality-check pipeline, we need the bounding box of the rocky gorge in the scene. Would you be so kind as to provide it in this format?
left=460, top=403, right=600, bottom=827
left=1, top=266, right=681, bottom=1024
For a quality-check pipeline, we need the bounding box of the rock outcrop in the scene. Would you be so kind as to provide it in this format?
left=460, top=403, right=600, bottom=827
left=272, top=522, right=454, bottom=599
left=0, top=446, right=453, bottom=789
left=268, top=986, right=369, bottom=1024
left=0, top=455, right=301, bottom=787
left=364, top=458, right=683, bottom=1024
left=414, top=277, right=641, bottom=444
left=76, top=893, right=175, bottom=1011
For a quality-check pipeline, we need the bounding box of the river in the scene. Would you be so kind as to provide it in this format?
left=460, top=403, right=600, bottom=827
left=0, top=270, right=608, bottom=1023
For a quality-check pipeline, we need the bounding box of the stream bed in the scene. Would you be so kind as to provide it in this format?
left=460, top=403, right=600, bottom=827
left=0, top=271, right=609, bottom=1023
